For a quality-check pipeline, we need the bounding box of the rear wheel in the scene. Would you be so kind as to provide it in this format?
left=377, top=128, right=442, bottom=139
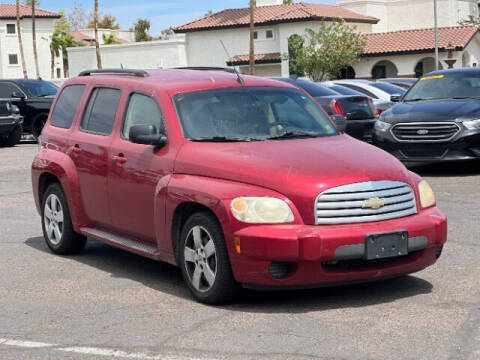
left=41, top=183, right=87, bottom=255
left=179, top=212, right=241, bottom=304
left=2, top=125, right=21, bottom=147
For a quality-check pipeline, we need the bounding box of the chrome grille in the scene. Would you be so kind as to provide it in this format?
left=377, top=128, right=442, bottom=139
left=315, top=181, right=417, bottom=225
left=391, top=122, right=460, bottom=142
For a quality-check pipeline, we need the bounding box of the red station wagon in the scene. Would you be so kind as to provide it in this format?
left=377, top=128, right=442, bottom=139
left=32, top=68, right=447, bottom=304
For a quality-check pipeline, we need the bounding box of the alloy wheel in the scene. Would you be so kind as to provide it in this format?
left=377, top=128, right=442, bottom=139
left=183, top=225, right=217, bottom=292
left=44, top=194, right=64, bottom=245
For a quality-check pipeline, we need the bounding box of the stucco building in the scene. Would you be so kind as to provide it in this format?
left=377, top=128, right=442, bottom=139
left=0, top=4, right=62, bottom=80
left=68, top=0, right=480, bottom=79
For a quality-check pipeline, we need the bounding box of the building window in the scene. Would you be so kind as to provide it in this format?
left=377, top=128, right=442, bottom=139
left=6, top=24, right=16, bottom=34
left=56, top=68, right=61, bottom=78
left=253, top=31, right=258, bottom=40
left=266, top=29, right=274, bottom=39
left=8, top=54, right=18, bottom=65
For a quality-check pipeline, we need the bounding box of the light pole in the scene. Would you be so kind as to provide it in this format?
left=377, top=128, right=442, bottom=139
left=434, top=0, right=439, bottom=71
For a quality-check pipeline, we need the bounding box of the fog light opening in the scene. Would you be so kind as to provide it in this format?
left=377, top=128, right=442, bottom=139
left=268, top=262, right=291, bottom=280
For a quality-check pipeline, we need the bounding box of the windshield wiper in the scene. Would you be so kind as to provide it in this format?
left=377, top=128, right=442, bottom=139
left=404, top=98, right=425, bottom=102
left=190, top=136, right=258, bottom=142
left=266, top=131, right=322, bottom=140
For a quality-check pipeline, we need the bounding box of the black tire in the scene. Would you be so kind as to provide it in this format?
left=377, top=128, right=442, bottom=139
left=32, top=114, right=48, bottom=141
left=3, top=125, right=21, bottom=147
left=179, top=211, right=241, bottom=304
left=41, top=183, right=87, bottom=255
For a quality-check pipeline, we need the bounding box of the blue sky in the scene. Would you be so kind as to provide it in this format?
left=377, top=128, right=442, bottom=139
left=38, top=0, right=336, bottom=35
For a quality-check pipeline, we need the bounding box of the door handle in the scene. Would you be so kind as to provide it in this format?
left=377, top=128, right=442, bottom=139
left=113, top=153, right=127, bottom=165
left=71, top=144, right=81, bottom=155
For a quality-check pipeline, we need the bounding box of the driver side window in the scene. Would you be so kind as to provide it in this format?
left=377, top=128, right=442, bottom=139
left=122, top=93, right=164, bottom=140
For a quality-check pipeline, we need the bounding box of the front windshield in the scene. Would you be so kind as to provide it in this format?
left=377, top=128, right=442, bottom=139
left=19, top=80, right=58, bottom=97
left=174, top=87, right=338, bottom=141
left=404, top=72, right=480, bottom=101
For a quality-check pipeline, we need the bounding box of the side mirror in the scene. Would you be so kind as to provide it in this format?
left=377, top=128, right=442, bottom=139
left=11, top=91, right=25, bottom=100
left=129, top=124, right=167, bottom=147
left=390, top=94, right=402, bottom=103
left=331, top=114, right=347, bottom=132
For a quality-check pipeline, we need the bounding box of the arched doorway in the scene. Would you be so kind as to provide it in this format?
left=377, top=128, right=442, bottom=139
left=288, top=34, right=304, bottom=77
left=339, top=66, right=356, bottom=79
left=414, top=57, right=443, bottom=77
left=371, top=60, right=398, bottom=79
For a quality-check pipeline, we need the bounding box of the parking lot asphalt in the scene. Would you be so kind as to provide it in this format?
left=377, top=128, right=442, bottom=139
left=0, top=143, right=479, bottom=360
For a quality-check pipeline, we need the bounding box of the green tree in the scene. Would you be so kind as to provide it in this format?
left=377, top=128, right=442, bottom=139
left=288, top=21, right=366, bottom=81
left=204, top=10, right=213, bottom=16
left=88, top=13, right=120, bottom=29
left=287, top=34, right=305, bottom=76
left=102, top=33, right=119, bottom=45
left=160, top=27, right=174, bottom=40
left=133, top=18, right=152, bottom=42
left=283, top=0, right=293, bottom=4
left=50, top=10, right=80, bottom=78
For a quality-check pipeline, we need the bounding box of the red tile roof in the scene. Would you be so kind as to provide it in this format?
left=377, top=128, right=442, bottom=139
left=364, top=26, right=479, bottom=55
left=71, top=31, right=94, bottom=45
left=175, top=2, right=378, bottom=32
left=227, top=52, right=281, bottom=65
left=0, top=4, right=59, bottom=19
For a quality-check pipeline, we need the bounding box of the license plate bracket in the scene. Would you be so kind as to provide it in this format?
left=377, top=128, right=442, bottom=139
left=365, top=231, right=408, bottom=260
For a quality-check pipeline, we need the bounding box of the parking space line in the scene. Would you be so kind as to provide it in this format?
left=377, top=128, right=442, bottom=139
left=0, top=337, right=213, bottom=360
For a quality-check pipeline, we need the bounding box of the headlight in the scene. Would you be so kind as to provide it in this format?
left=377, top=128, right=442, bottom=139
left=418, top=180, right=436, bottom=208
left=230, top=197, right=294, bottom=223
left=463, top=119, right=480, bottom=130
left=374, top=120, right=391, bottom=132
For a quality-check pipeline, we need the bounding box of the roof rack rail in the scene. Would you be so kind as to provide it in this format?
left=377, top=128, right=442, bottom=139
left=175, top=67, right=236, bottom=74
left=78, top=69, right=149, bottom=77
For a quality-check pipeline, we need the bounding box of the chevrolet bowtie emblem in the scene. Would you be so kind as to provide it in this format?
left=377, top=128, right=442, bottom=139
left=363, top=197, right=385, bottom=209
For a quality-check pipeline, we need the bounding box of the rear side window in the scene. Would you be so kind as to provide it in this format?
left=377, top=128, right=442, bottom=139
left=81, top=87, right=121, bottom=135
left=50, top=85, right=85, bottom=129
left=122, top=93, right=164, bottom=139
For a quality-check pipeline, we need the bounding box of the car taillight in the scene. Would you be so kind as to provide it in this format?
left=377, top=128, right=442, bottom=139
left=330, top=99, right=346, bottom=117
left=376, top=108, right=383, bottom=116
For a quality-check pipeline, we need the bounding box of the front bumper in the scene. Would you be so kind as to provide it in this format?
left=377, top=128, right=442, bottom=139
left=373, top=125, right=480, bottom=162
left=346, top=118, right=376, bottom=142
left=229, top=207, right=447, bottom=287
left=0, top=115, right=23, bottom=135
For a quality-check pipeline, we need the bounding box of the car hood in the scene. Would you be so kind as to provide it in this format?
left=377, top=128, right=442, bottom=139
left=174, top=134, right=412, bottom=224
left=384, top=98, right=480, bottom=123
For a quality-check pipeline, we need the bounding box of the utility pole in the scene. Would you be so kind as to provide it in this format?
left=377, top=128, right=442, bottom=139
left=249, top=0, right=255, bottom=75
left=434, top=0, right=439, bottom=71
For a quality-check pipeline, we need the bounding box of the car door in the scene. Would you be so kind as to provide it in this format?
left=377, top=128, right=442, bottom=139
left=69, top=86, right=122, bottom=229
left=107, top=91, right=173, bottom=243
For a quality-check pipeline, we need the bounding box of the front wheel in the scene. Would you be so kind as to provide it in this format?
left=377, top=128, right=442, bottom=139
left=179, top=212, right=241, bottom=304
left=41, top=183, right=87, bottom=255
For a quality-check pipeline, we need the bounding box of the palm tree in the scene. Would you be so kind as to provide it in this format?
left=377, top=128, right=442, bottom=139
left=26, top=0, right=41, bottom=78
left=249, top=0, right=255, bottom=75
left=94, top=0, right=102, bottom=69
left=16, top=0, right=28, bottom=78
left=50, top=30, right=61, bottom=79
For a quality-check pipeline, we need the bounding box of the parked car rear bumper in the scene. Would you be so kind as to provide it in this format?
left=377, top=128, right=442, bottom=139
left=229, top=206, right=446, bottom=287
left=346, top=118, right=376, bottom=142
left=0, top=115, right=23, bottom=135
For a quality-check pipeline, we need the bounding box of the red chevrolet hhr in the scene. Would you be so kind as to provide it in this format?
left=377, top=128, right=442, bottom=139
left=32, top=68, right=447, bottom=304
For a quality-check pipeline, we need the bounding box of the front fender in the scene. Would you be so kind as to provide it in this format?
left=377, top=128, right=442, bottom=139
left=32, top=148, right=88, bottom=231
left=160, top=174, right=303, bottom=267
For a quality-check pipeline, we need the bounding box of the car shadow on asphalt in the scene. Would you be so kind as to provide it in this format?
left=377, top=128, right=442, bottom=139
left=25, top=236, right=433, bottom=313
left=408, top=160, right=480, bottom=177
